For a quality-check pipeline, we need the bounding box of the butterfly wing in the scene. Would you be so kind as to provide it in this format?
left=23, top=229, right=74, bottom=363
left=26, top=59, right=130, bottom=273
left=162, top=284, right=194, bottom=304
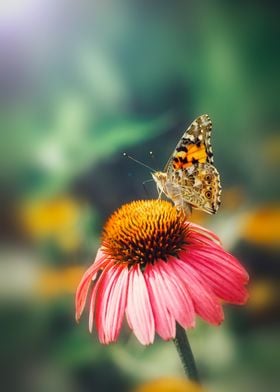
left=165, top=114, right=213, bottom=172
left=165, top=114, right=221, bottom=214
left=180, top=163, right=221, bottom=214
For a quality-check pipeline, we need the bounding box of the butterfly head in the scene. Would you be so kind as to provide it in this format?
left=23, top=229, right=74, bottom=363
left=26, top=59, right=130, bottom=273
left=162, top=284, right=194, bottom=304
left=151, top=171, right=167, bottom=194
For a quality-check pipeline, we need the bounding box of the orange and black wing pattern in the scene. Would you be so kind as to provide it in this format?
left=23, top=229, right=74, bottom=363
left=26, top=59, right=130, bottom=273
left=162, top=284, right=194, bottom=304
left=167, top=114, right=213, bottom=172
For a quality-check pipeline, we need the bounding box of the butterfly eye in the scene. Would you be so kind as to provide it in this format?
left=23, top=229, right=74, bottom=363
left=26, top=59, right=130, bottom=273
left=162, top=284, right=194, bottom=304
left=205, top=191, right=212, bottom=199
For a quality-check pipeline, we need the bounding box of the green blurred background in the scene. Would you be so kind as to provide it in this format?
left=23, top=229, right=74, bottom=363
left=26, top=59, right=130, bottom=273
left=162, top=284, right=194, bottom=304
left=1, top=1, right=279, bottom=391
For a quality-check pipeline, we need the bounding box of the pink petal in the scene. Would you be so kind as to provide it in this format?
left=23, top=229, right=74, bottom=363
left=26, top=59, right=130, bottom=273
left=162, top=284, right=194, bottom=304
left=188, top=223, right=222, bottom=246
left=181, top=248, right=248, bottom=304
left=75, top=249, right=107, bottom=321
left=172, top=257, right=224, bottom=325
left=104, top=266, right=129, bottom=342
left=89, top=259, right=115, bottom=333
left=187, top=245, right=249, bottom=282
left=94, top=263, right=120, bottom=343
left=125, top=265, right=155, bottom=345
left=144, top=263, right=176, bottom=340
left=152, top=260, right=195, bottom=329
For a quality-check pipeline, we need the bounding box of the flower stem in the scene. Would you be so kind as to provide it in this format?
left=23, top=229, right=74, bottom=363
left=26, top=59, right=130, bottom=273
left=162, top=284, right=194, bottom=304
left=173, top=323, right=200, bottom=383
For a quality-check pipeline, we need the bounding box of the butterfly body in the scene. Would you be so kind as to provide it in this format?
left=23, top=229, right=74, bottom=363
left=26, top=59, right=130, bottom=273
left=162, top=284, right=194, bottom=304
left=152, top=114, right=221, bottom=215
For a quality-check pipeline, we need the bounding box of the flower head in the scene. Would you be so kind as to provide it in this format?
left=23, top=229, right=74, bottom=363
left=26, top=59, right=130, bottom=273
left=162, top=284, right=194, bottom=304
left=76, top=200, right=248, bottom=345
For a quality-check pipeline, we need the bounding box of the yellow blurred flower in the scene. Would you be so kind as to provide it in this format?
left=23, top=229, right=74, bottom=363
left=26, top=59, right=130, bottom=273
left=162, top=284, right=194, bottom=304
left=248, top=279, right=277, bottom=311
left=36, top=265, right=85, bottom=297
left=19, top=196, right=84, bottom=251
left=221, top=187, right=245, bottom=210
left=263, top=134, right=280, bottom=165
left=242, top=204, right=280, bottom=247
left=133, top=378, right=204, bottom=392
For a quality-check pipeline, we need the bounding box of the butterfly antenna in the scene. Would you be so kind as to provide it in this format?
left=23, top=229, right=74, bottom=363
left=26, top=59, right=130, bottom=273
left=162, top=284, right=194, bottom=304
left=142, top=179, right=154, bottom=185
left=123, top=152, right=156, bottom=172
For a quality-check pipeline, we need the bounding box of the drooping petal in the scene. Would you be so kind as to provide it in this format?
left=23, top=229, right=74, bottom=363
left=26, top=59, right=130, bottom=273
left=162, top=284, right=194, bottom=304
left=188, top=246, right=249, bottom=282
left=172, top=257, right=224, bottom=325
left=152, top=259, right=195, bottom=329
left=89, top=259, right=115, bottom=333
left=181, top=248, right=249, bottom=304
left=144, top=263, right=176, bottom=340
left=75, top=249, right=107, bottom=321
left=126, top=265, right=155, bottom=345
left=94, top=263, right=121, bottom=343
left=104, top=266, right=129, bottom=342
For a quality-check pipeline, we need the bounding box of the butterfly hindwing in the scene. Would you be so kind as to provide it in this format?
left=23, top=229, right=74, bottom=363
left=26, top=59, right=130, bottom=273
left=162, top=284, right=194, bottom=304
left=180, top=162, right=221, bottom=214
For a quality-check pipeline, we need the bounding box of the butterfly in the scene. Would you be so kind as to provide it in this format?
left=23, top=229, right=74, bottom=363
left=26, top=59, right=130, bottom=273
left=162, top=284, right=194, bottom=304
left=152, top=114, right=222, bottom=215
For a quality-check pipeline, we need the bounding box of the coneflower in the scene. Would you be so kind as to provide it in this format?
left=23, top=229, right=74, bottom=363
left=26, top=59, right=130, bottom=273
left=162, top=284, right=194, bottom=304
left=76, top=200, right=248, bottom=381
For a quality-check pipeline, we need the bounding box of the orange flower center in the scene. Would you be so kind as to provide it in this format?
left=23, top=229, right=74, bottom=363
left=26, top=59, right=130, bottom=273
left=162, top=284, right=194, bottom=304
left=102, top=200, right=188, bottom=266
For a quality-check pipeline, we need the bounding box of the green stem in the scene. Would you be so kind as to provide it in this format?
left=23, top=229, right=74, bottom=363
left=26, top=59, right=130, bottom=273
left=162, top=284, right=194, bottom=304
left=173, top=323, right=200, bottom=383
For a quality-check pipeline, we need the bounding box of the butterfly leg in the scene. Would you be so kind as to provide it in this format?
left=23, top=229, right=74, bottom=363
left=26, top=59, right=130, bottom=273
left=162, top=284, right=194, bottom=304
left=157, top=189, right=163, bottom=200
